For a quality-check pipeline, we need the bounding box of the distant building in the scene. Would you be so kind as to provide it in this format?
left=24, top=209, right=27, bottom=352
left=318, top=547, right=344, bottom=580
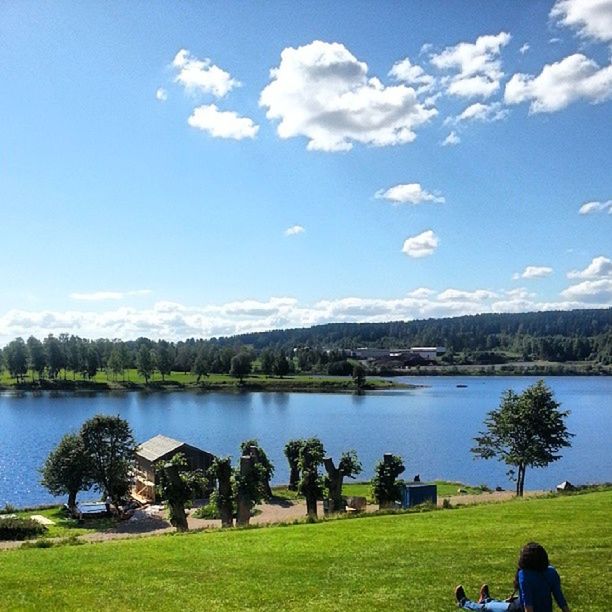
left=133, top=434, right=215, bottom=502
left=410, top=346, right=446, bottom=361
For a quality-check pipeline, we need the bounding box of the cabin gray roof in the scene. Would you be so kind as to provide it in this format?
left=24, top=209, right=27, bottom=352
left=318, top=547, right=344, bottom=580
left=136, top=434, right=185, bottom=462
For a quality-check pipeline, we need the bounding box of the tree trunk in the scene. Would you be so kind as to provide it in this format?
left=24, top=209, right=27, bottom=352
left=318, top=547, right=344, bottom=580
left=237, top=455, right=253, bottom=526
left=305, top=494, right=318, bottom=518
left=68, top=490, right=77, bottom=509
left=324, top=457, right=343, bottom=514
left=164, top=465, right=189, bottom=532
left=288, top=463, right=300, bottom=491
left=217, top=460, right=234, bottom=528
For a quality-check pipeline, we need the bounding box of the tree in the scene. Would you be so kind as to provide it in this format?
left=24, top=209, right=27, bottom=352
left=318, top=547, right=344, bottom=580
left=136, top=346, right=154, bottom=384
left=230, top=352, right=252, bottom=383
left=192, top=348, right=209, bottom=383
left=352, top=363, right=367, bottom=390
left=240, top=439, right=274, bottom=499
left=45, top=334, right=65, bottom=379
left=371, top=453, right=405, bottom=509
left=284, top=439, right=305, bottom=490
left=259, top=349, right=275, bottom=375
left=472, top=380, right=573, bottom=496
left=210, top=457, right=234, bottom=528
left=298, top=437, right=326, bottom=518
left=324, top=450, right=362, bottom=513
left=5, top=337, right=28, bottom=382
left=83, top=344, right=99, bottom=379
left=273, top=351, right=290, bottom=378
left=40, top=433, right=93, bottom=508
left=27, top=336, right=47, bottom=382
left=156, top=340, right=174, bottom=381
left=80, top=415, right=136, bottom=505
left=107, top=343, right=126, bottom=381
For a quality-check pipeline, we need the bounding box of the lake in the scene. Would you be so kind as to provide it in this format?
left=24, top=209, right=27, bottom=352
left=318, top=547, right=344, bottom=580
left=0, top=376, right=610, bottom=507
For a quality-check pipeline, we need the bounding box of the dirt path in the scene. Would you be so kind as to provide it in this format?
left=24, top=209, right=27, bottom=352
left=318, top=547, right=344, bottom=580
left=0, top=491, right=544, bottom=550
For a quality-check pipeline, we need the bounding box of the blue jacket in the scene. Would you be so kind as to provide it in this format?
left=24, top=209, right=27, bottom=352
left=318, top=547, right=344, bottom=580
left=519, top=566, right=568, bottom=611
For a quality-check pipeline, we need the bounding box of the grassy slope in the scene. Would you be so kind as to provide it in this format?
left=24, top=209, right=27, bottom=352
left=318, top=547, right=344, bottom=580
left=1, top=491, right=610, bottom=611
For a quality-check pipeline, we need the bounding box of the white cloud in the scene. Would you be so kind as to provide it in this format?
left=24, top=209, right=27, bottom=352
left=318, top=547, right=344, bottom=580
left=401, top=230, right=439, bottom=258
left=285, top=225, right=305, bottom=236
left=504, top=53, right=612, bottom=113
left=259, top=40, right=437, bottom=152
left=519, top=43, right=531, bottom=54
left=441, top=131, right=461, bottom=146
left=430, top=32, right=511, bottom=98
left=567, top=255, right=612, bottom=278
left=70, top=290, right=152, bottom=301
left=172, top=49, right=239, bottom=97
left=446, top=101, right=509, bottom=125
left=187, top=104, right=259, bottom=140
left=389, top=57, right=435, bottom=90
left=550, top=0, right=612, bottom=43
left=375, top=183, right=445, bottom=205
left=579, top=199, right=612, bottom=214
left=561, top=278, right=612, bottom=301
left=513, top=266, right=554, bottom=280
left=2, top=285, right=610, bottom=345
left=155, top=87, right=168, bottom=102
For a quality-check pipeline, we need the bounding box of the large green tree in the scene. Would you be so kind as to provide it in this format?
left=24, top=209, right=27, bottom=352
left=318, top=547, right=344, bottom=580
left=40, top=433, right=93, bottom=508
left=136, top=346, right=154, bottom=384
left=5, top=337, right=28, bottom=382
left=472, top=380, right=573, bottom=496
left=324, top=450, right=362, bottom=513
left=284, top=439, right=305, bottom=490
left=371, top=454, right=405, bottom=509
left=80, top=415, right=136, bottom=505
left=240, top=439, right=274, bottom=499
left=45, top=334, right=66, bottom=379
left=298, top=438, right=326, bottom=518
left=230, top=352, right=252, bottom=383
left=27, top=336, right=47, bottom=382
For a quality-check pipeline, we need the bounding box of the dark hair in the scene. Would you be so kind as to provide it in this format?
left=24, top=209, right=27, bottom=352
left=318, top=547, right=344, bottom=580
left=519, top=542, right=549, bottom=572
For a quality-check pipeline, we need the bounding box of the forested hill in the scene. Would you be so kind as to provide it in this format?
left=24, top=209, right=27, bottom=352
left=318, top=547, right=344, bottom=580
left=215, top=308, right=612, bottom=362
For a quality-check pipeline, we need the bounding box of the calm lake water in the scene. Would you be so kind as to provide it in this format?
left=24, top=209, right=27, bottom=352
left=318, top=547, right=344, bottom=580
left=0, top=376, right=610, bottom=507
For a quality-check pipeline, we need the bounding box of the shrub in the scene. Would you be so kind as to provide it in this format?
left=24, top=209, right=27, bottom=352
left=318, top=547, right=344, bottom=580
left=0, top=517, right=47, bottom=541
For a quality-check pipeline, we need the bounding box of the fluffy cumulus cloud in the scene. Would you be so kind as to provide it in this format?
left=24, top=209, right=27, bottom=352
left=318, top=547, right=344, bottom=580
left=446, top=101, right=509, bottom=125
left=550, top=0, right=612, bottom=43
left=579, top=199, right=612, bottom=214
left=401, top=230, right=439, bottom=257
left=187, top=105, right=259, bottom=140
left=172, top=49, right=239, bottom=97
left=375, top=183, right=445, bottom=205
left=388, top=57, right=435, bottom=90
left=567, top=255, right=612, bottom=278
left=259, top=40, right=437, bottom=151
left=441, top=131, right=461, bottom=146
left=2, top=284, right=611, bottom=345
left=430, top=32, right=511, bottom=98
left=562, top=256, right=612, bottom=302
left=513, top=266, right=554, bottom=280
left=285, top=225, right=305, bottom=236
left=504, top=54, right=612, bottom=113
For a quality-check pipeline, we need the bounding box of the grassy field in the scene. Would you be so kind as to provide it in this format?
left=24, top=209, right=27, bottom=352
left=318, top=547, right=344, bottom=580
left=0, top=368, right=402, bottom=392
left=0, top=490, right=609, bottom=611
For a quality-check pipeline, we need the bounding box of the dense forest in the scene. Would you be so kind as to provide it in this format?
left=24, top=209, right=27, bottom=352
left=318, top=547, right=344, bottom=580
left=0, top=309, right=610, bottom=383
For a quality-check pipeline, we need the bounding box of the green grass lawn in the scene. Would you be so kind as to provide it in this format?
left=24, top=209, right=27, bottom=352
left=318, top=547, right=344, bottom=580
left=0, top=490, right=609, bottom=611
left=342, top=480, right=487, bottom=502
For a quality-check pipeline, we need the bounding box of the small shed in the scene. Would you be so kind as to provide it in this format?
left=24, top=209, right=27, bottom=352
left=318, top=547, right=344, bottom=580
left=133, top=434, right=215, bottom=502
left=401, top=483, right=438, bottom=508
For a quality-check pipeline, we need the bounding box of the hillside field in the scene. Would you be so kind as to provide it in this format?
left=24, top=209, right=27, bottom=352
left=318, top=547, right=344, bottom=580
left=0, top=490, right=610, bottom=611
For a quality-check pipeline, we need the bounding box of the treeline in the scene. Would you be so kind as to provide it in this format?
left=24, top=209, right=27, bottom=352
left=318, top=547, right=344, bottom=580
left=0, top=309, right=610, bottom=383
left=214, top=308, right=612, bottom=364
left=0, top=334, right=356, bottom=382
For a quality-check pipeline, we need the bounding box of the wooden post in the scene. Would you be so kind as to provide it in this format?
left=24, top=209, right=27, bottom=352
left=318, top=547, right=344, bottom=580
left=217, top=459, right=234, bottom=528
left=237, top=454, right=254, bottom=526
left=324, top=457, right=343, bottom=514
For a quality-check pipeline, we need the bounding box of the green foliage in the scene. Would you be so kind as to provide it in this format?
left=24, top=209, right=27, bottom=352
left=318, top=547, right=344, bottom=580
left=338, top=450, right=362, bottom=479
left=40, top=433, right=93, bottom=507
left=371, top=454, right=405, bottom=506
left=230, top=352, right=252, bottom=382
left=472, top=380, right=573, bottom=496
left=298, top=438, right=326, bottom=516
left=0, top=517, right=47, bottom=541
left=136, top=346, right=154, bottom=383
left=80, top=414, right=136, bottom=503
left=27, top=336, right=46, bottom=381
left=239, top=439, right=274, bottom=499
left=352, top=363, right=367, bottom=389
left=5, top=337, right=28, bottom=381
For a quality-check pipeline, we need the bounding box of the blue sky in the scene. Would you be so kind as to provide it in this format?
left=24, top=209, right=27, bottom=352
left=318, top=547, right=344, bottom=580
left=0, top=0, right=610, bottom=342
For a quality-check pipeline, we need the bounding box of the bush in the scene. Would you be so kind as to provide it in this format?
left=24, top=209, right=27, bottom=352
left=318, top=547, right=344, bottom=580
left=0, top=517, right=47, bottom=541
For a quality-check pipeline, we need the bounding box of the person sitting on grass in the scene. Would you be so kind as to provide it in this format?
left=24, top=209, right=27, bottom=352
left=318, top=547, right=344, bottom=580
left=455, top=542, right=570, bottom=612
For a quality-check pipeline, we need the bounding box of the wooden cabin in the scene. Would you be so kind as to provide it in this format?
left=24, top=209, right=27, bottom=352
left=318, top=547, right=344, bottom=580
left=133, top=434, right=215, bottom=502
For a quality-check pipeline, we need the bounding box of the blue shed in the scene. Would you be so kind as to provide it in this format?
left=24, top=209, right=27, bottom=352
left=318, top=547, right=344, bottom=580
left=401, top=483, right=437, bottom=508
